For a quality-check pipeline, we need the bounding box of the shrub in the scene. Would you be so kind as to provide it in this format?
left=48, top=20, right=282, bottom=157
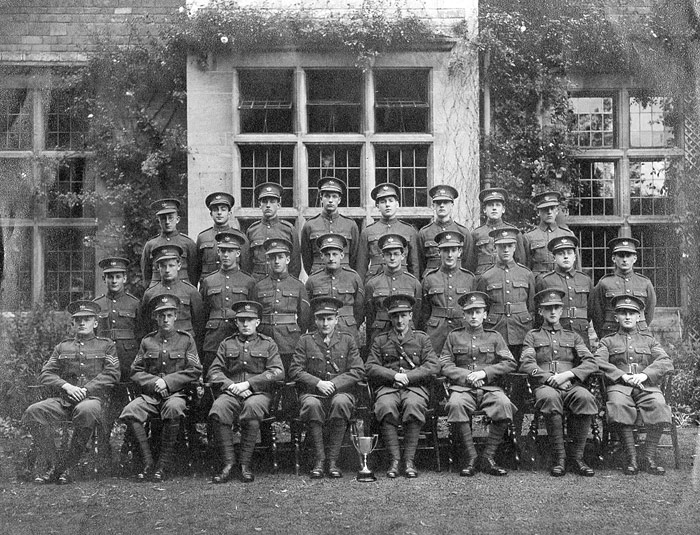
left=664, top=339, right=700, bottom=424
left=0, top=304, right=70, bottom=421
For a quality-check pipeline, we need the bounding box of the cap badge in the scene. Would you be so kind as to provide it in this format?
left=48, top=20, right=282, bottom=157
left=625, top=298, right=631, bottom=304
left=224, top=236, right=231, bottom=242
left=327, top=238, right=333, bottom=242
left=470, top=296, right=476, bottom=302
left=79, top=304, right=87, bottom=310
left=383, top=186, right=388, bottom=190
left=162, top=202, right=167, bottom=208
left=622, top=241, right=629, bottom=246
left=440, top=189, right=445, bottom=194
left=215, top=195, right=222, bottom=200
left=445, top=234, right=452, bottom=240
left=502, top=231, right=508, bottom=237
left=110, top=261, right=116, bottom=266
left=266, top=187, right=272, bottom=192
left=245, top=304, right=251, bottom=310
left=162, top=297, right=167, bottom=302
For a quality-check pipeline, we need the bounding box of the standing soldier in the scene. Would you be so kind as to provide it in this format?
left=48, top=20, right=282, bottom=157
left=245, top=182, right=301, bottom=281
left=523, top=191, right=576, bottom=277
left=595, top=295, right=672, bottom=475
left=22, top=301, right=119, bottom=485
left=536, top=236, right=594, bottom=347
left=421, top=231, right=476, bottom=354
left=440, top=291, right=517, bottom=477
left=591, top=237, right=656, bottom=339
left=199, top=230, right=255, bottom=374
left=305, top=233, right=365, bottom=347
left=208, top=300, right=284, bottom=483
left=141, top=198, right=198, bottom=288
left=356, top=183, right=418, bottom=281
left=364, top=234, right=422, bottom=350
left=94, top=257, right=141, bottom=416
left=366, top=294, right=439, bottom=478
left=301, top=177, right=359, bottom=275
left=142, top=244, right=205, bottom=343
left=476, top=227, right=535, bottom=360
left=289, top=297, right=365, bottom=479
left=519, top=289, right=598, bottom=477
left=196, top=192, right=246, bottom=283
left=251, top=238, right=311, bottom=375
left=469, top=188, right=525, bottom=275
left=417, top=185, right=473, bottom=278
left=120, top=295, right=202, bottom=481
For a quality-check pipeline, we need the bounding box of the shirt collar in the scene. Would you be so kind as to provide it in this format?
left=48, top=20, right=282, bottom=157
left=543, top=322, right=562, bottom=332
left=270, top=271, right=290, bottom=281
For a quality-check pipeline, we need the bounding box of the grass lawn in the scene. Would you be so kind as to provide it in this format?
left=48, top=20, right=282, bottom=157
left=1, top=427, right=699, bottom=535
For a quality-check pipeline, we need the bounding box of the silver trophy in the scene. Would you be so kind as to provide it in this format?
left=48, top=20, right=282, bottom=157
left=351, top=434, right=379, bottom=482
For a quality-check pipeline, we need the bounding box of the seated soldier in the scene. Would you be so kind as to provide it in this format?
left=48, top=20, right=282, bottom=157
left=366, top=294, right=439, bottom=479
left=440, top=291, right=517, bottom=477
left=289, top=297, right=365, bottom=479
left=595, top=295, right=673, bottom=475
left=120, top=295, right=202, bottom=481
left=519, top=289, right=598, bottom=477
left=207, top=301, right=284, bottom=483
left=22, top=301, right=119, bottom=485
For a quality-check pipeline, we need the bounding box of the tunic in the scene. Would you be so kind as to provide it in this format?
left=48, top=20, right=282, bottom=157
left=536, top=268, right=593, bottom=346
left=364, top=268, right=421, bottom=347
left=590, top=270, right=656, bottom=338
left=417, top=218, right=474, bottom=278
left=523, top=223, right=576, bottom=275
left=245, top=216, right=301, bottom=281
left=195, top=222, right=247, bottom=282
left=469, top=220, right=526, bottom=275
left=141, top=230, right=198, bottom=288
left=300, top=212, right=359, bottom=274
left=356, top=218, right=418, bottom=281
left=94, top=290, right=141, bottom=380
left=142, top=279, right=205, bottom=342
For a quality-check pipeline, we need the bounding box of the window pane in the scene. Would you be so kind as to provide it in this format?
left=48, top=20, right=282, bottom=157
left=0, top=89, right=33, bottom=150
left=375, top=69, right=429, bottom=133
left=239, top=145, right=295, bottom=207
left=573, top=161, right=615, bottom=216
left=569, top=96, right=615, bottom=148
left=307, top=145, right=362, bottom=207
left=307, top=70, right=362, bottom=133
left=629, top=159, right=675, bottom=216
left=47, top=158, right=93, bottom=218
left=0, top=226, right=32, bottom=308
left=629, top=96, right=676, bottom=148
left=238, top=69, right=293, bottom=133
left=632, top=225, right=680, bottom=307
left=45, top=89, right=89, bottom=151
left=374, top=145, right=429, bottom=208
left=0, top=158, right=34, bottom=218
left=45, top=228, right=95, bottom=308
left=571, top=226, right=620, bottom=284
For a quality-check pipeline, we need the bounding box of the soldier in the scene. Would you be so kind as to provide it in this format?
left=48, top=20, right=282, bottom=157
left=519, top=289, right=598, bottom=477
left=469, top=188, right=525, bottom=275
left=199, top=230, right=255, bottom=373
left=196, top=192, right=246, bottom=282
left=591, top=237, right=656, bottom=339
left=289, top=297, right=365, bottom=479
left=356, top=182, right=418, bottom=281
left=120, top=294, right=202, bottom=481
left=364, top=234, right=422, bottom=350
left=536, top=235, right=594, bottom=347
left=476, top=227, right=535, bottom=360
left=23, top=301, right=119, bottom=485
left=250, top=237, right=311, bottom=375
left=142, top=244, right=205, bottom=343
left=141, top=198, right=198, bottom=288
left=440, top=291, right=517, bottom=477
left=421, top=231, right=476, bottom=354
left=207, top=300, right=284, bottom=483
left=366, top=294, right=439, bottom=478
left=417, top=185, right=473, bottom=278
left=305, top=233, right=365, bottom=347
left=523, top=191, right=577, bottom=276
left=245, top=182, right=301, bottom=281
left=301, top=177, right=359, bottom=275
left=595, top=295, right=673, bottom=475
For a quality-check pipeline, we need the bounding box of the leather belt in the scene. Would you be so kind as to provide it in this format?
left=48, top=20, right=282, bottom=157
left=261, top=313, right=297, bottom=324
left=490, top=303, right=528, bottom=315
left=430, top=307, right=462, bottom=319
left=565, top=307, right=588, bottom=319
left=98, top=329, right=135, bottom=340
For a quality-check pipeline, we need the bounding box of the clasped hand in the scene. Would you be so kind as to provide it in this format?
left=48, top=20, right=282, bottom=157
left=62, top=383, right=87, bottom=403
left=467, top=370, right=486, bottom=388
left=227, top=381, right=251, bottom=397
left=316, top=380, right=336, bottom=396
left=546, top=373, right=572, bottom=390
left=622, top=373, right=648, bottom=388
left=393, top=373, right=409, bottom=388
left=154, top=378, right=169, bottom=397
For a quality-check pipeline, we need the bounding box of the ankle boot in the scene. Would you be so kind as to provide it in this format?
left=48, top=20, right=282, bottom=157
left=643, top=425, right=665, bottom=475
left=326, top=419, right=347, bottom=478
left=570, top=415, right=594, bottom=476
left=212, top=420, right=236, bottom=483
left=403, top=421, right=422, bottom=478
left=381, top=421, right=400, bottom=478
left=546, top=414, right=566, bottom=477
left=239, top=419, right=260, bottom=482
left=130, top=420, right=154, bottom=480
left=153, top=419, right=180, bottom=481
left=455, top=422, right=478, bottom=477
left=308, top=422, right=325, bottom=479
left=481, top=421, right=508, bottom=476
left=619, top=425, right=638, bottom=475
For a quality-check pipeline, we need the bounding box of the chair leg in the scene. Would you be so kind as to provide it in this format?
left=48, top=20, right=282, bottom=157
left=671, top=424, right=681, bottom=469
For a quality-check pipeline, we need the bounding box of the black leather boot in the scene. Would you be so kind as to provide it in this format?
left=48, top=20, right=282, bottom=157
left=239, top=419, right=260, bottom=482
left=212, top=419, right=236, bottom=484
left=455, top=422, right=478, bottom=477
left=570, top=415, right=594, bottom=477
left=153, top=419, right=180, bottom=482
left=619, top=424, right=638, bottom=475
left=403, top=420, right=422, bottom=478
left=308, top=422, right=325, bottom=479
left=642, top=425, right=665, bottom=475
left=381, top=421, right=400, bottom=478
left=130, top=420, right=154, bottom=480
left=481, top=421, right=508, bottom=476
left=546, top=414, right=566, bottom=477
left=326, top=419, right=347, bottom=478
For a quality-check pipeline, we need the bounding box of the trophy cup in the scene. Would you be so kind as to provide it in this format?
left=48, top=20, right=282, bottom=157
left=351, top=434, right=379, bottom=482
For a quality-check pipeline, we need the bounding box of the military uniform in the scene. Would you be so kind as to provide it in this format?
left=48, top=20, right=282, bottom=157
left=356, top=218, right=419, bottom=281
left=142, top=278, right=204, bottom=341
left=365, top=269, right=421, bottom=348
left=301, top=212, right=359, bottom=274
left=306, top=265, right=364, bottom=347
left=245, top=216, right=301, bottom=281
left=196, top=224, right=248, bottom=281
left=421, top=259, right=475, bottom=354
left=94, top=289, right=141, bottom=381
left=200, top=267, right=255, bottom=371
left=591, top=270, right=656, bottom=338
left=417, top=219, right=473, bottom=278
left=523, top=222, right=576, bottom=275
left=476, top=259, right=535, bottom=354
left=536, top=268, right=593, bottom=346
left=470, top=221, right=525, bottom=275
left=366, top=294, right=439, bottom=477
left=22, top=301, right=119, bottom=484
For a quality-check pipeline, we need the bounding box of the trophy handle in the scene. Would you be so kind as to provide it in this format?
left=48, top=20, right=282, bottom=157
left=371, top=434, right=379, bottom=450
left=351, top=433, right=360, bottom=450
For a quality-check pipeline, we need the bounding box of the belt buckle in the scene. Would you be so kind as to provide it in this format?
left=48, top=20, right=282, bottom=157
left=549, top=361, right=558, bottom=373
left=568, top=307, right=576, bottom=318
left=504, top=303, right=511, bottom=316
